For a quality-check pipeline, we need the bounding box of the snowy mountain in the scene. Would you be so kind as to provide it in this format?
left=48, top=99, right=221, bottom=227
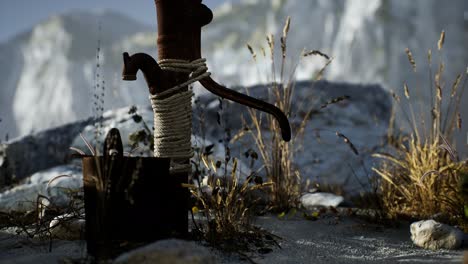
left=0, top=0, right=467, bottom=152
left=0, top=11, right=153, bottom=138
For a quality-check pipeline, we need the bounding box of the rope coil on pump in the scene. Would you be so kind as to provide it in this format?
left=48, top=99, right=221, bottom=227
left=149, top=58, right=211, bottom=173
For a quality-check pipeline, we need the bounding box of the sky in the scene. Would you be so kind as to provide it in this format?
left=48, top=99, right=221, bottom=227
left=0, top=0, right=235, bottom=43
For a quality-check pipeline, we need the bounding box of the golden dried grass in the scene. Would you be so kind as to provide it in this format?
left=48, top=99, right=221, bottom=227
left=187, top=154, right=278, bottom=254
left=234, top=17, right=333, bottom=212
left=373, top=31, right=468, bottom=227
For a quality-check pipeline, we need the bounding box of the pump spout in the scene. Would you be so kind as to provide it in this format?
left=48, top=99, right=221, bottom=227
left=122, top=52, right=163, bottom=95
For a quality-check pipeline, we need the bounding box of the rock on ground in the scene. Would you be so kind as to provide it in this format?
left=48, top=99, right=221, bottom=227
left=196, top=80, right=391, bottom=194
left=300, top=192, right=344, bottom=209
left=410, top=220, right=465, bottom=250
left=0, top=119, right=93, bottom=186
left=0, top=165, right=82, bottom=212
left=0, top=80, right=391, bottom=209
left=49, top=214, right=85, bottom=240
left=114, top=239, right=216, bottom=264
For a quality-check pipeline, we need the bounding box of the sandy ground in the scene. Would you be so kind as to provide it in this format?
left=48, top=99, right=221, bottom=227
left=0, top=215, right=465, bottom=264
left=0, top=231, right=86, bottom=263
left=244, top=215, right=465, bottom=264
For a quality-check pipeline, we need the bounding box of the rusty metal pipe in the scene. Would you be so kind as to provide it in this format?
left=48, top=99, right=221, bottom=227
left=191, top=3, right=291, bottom=141
left=199, top=78, right=291, bottom=141
left=180, top=2, right=291, bottom=141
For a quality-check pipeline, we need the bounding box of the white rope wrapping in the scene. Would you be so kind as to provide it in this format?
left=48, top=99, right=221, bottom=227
left=156, top=58, right=211, bottom=97
left=150, top=89, right=193, bottom=158
left=149, top=58, right=211, bottom=172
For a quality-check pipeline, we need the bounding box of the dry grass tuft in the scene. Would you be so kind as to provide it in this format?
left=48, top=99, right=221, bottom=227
left=0, top=183, right=84, bottom=245
left=189, top=99, right=280, bottom=256
left=373, top=31, right=468, bottom=228
left=187, top=153, right=279, bottom=255
left=373, top=137, right=466, bottom=223
left=234, top=17, right=334, bottom=212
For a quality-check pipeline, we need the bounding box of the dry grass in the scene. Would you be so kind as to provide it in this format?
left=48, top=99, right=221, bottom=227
left=373, top=31, right=468, bottom=228
left=374, top=137, right=466, bottom=223
left=187, top=152, right=279, bottom=255
left=0, top=135, right=94, bottom=241
left=188, top=98, right=279, bottom=255
left=0, top=181, right=84, bottom=245
left=234, top=17, right=333, bottom=212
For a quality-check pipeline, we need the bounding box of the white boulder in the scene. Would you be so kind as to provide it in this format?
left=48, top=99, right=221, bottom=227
left=300, top=192, right=344, bottom=209
left=410, top=220, right=464, bottom=250
left=114, top=239, right=215, bottom=264
left=0, top=165, right=82, bottom=212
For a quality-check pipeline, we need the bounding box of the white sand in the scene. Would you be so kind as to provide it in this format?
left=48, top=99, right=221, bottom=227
left=0, top=215, right=464, bottom=264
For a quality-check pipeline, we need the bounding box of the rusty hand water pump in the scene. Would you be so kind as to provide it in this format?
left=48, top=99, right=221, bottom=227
left=83, top=0, right=292, bottom=260
left=83, top=1, right=292, bottom=260
left=122, top=1, right=291, bottom=170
